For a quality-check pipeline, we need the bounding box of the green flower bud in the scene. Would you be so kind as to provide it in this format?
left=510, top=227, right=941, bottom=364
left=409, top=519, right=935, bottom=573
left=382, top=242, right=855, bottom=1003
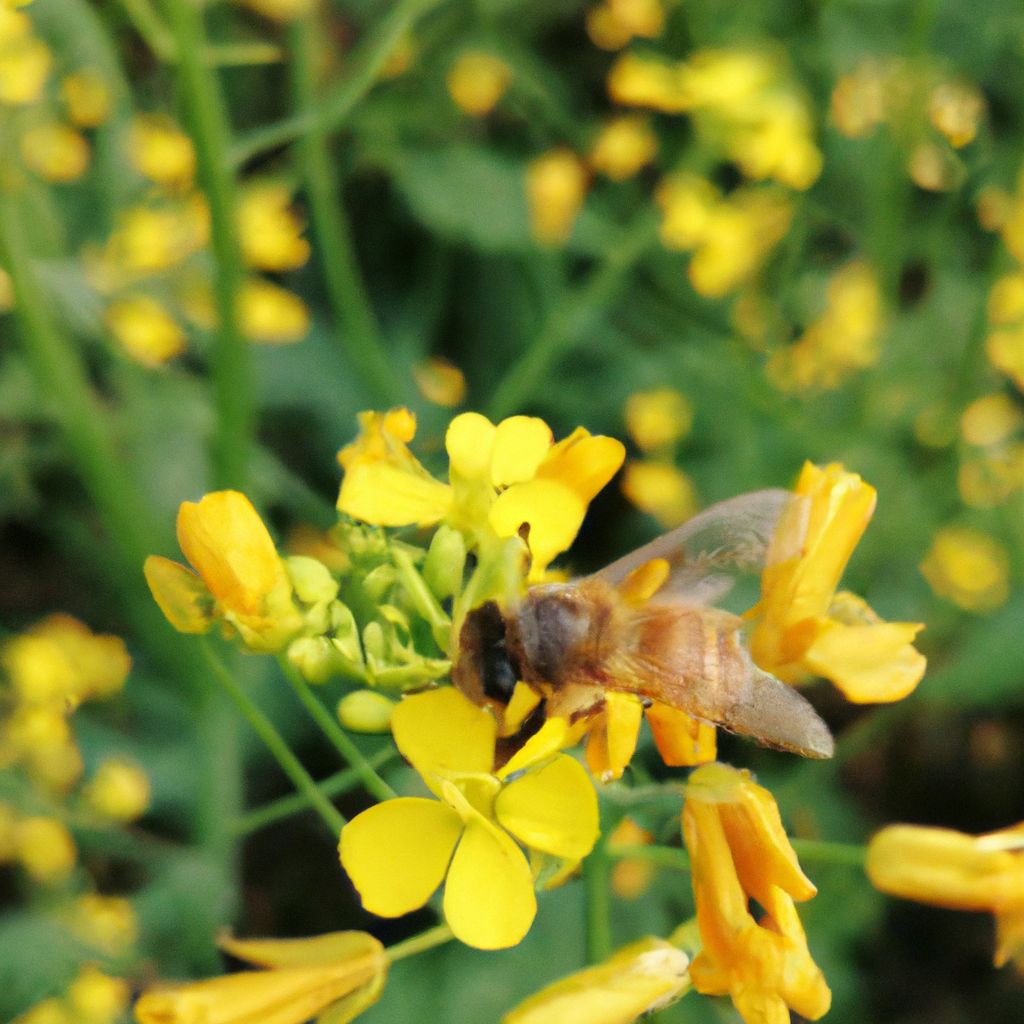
left=286, top=556, right=339, bottom=605
left=337, top=690, right=395, bottom=733
left=287, top=637, right=341, bottom=685
left=423, top=525, right=467, bottom=601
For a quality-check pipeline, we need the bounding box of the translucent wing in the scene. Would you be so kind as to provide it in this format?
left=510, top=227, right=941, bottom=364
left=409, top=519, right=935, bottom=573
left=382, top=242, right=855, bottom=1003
left=591, top=488, right=793, bottom=606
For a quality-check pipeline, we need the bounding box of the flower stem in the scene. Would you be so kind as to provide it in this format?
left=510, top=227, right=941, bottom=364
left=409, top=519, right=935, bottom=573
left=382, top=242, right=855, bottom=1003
left=386, top=922, right=454, bottom=963
left=488, top=211, right=660, bottom=420
left=232, top=747, right=398, bottom=836
left=202, top=643, right=346, bottom=836
left=163, top=0, right=252, bottom=490
left=390, top=546, right=451, bottom=651
left=583, top=838, right=613, bottom=964
left=278, top=659, right=398, bottom=803
left=288, top=15, right=400, bottom=405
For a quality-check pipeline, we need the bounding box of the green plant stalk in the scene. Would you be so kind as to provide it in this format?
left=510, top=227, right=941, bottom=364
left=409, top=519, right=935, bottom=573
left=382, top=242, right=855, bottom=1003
left=231, top=0, right=445, bottom=167
left=390, top=546, right=451, bottom=651
left=203, top=643, right=346, bottom=836
left=386, top=922, right=454, bottom=962
left=288, top=16, right=400, bottom=405
left=232, top=746, right=398, bottom=836
left=488, top=211, right=660, bottom=419
left=583, top=838, right=613, bottom=964
left=279, top=658, right=398, bottom=802
left=163, top=0, right=252, bottom=490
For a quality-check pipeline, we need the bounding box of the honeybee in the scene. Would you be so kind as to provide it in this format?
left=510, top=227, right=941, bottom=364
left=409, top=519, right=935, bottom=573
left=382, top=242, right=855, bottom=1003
left=453, top=488, right=834, bottom=760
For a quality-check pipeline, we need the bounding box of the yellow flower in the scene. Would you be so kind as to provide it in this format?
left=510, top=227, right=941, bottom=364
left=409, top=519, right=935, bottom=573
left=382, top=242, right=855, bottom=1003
left=586, top=0, right=665, bottom=51
left=683, top=763, right=830, bottom=1024
left=987, top=324, right=1024, bottom=391
left=240, top=278, right=309, bottom=344
left=526, top=149, right=588, bottom=245
left=339, top=687, right=599, bottom=949
left=238, top=183, right=310, bottom=272
left=588, top=116, right=658, bottom=181
left=830, top=60, right=888, bottom=139
left=920, top=526, right=1010, bottom=613
left=105, top=295, right=187, bottom=366
left=624, top=387, right=693, bottom=453
left=502, top=936, right=689, bottom=1024
left=84, top=757, right=151, bottom=822
left=100, top=196, right=210, bottom=276
left=144, top=490, right=304, bottom=652
left=15, top=816, right=77, bottom=883
left=446, top=51, right=511, bottom=116
left=67, top=966, right=129, bottom=1024
left=608, top=817, right=656, bottom=899
left=750, top=462, right=926, bottom=703
left=337, top=409, right=625, bottom=580
left=135, top=930, right=387, bottom=1024
left=928, top=79, right=984, bottom=148
left=621, top=461, right=698, bottom=528
left=20, top=123, right=90, bottom=182
left=69, top=894, right=138, bottom=955
left=61, top=69, right=111, bottom=127
left=867, top=822, right=1024, bottom=968
left=129, top=115, right=196, bottom=188
left=413, top=356, right=467, bottom=407
left=0, top=11, right=50, bottom=106
left=960, top=393, right=1021, bottom=446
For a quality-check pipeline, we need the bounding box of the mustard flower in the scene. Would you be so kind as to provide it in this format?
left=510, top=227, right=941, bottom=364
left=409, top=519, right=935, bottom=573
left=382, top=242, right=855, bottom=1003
left=413, top=356, right=467, bottom=407
left=749, top=462, right=926, bottom=703
left=867, top=822, right=1024, bottom=968
left=339, top=687, right=599, bottom=949
left=129, top=114, right=195, bottom=189
left=105, top=295, right=187, bottom=366
left=337, top=409, right=624, bottom=580
left=61, top=69, right=111, bottom=128
left=588, top=116, right=659, bottom=181
left=135, top=930, right=387, bottom=1024
left=84, top=757, right=151, bottom=822
left=623, top=388, right=693, bottom=454
left=238, top=182, right=310, bottom=272
left=20, top=123, right=90, bottom=182
left=240, top=278, right=309, bottom=344
left=144, top=490, right=304, bottom=652
left=502, top=937, right=689, bottom=1024
left=446, top=51, right=511, bottom=116
left=0, top=10, right=51, bottom=106
left=920, top=526, right=1010, bottom=613
left=620, top=460, right=698, bottom=528
left=67, top=966, right=129, bottom=1024
left=683, top=763, right=830, bottom=1024
left=526, top=149, right=589, bottom=245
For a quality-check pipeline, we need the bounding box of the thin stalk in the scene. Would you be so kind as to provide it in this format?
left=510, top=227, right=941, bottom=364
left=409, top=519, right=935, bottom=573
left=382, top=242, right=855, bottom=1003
left=386, top=922, right=454, bottom=963
left=488, top=212, right=660, bottom=419
left=163, top=0, right=252, bottom=489
left=202, top=643, right=346, bottom=836
left=288, top=16, right=400, bottom=405
left=583, top=839, right=613, bottom=964
left=118, top=0, right=175, bottom=61
left=279, top=659, right=397, bottom=802
left=390, top=546, right=451, bottom=650
left=232, top=747, right=398, bottom=836
left=231, top=0, right=445, bottom=167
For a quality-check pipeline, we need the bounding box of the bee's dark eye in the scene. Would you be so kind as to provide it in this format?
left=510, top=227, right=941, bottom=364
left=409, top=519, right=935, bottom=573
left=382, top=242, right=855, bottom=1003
left=470, top=601, right=520, bottom=704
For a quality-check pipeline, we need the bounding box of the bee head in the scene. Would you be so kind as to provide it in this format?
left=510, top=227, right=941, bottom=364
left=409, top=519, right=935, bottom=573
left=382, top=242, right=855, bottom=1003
left=512, top=583, right=605, bottom=685
left=452, top=601, right=522, bottom=708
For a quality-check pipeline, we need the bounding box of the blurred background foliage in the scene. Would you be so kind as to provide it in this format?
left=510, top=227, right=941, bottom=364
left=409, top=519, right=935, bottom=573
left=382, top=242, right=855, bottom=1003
left=2, top=0, right=1024, bottom=1021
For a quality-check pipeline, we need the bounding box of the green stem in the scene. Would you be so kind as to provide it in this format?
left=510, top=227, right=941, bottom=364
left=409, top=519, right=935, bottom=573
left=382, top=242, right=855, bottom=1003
left=386, top=922, right=454, bottom=962
left=288, top=16, right=400, bottom=405
left=119, top=0, right=175, bottom=61
left=163, top=0, right=252, bottom=490
left=202, top=643, right=346, bottom=836
left=232, top=747, right=398, bottom=836
left=279, top=659, right=398, bottom=802
left=390, top=546, right=451, bottom=651
left=488, top=212, right=660, bottom=419
left=583, top=839, right=613, bottom=964
left=231, top=0, right=445, bottom=168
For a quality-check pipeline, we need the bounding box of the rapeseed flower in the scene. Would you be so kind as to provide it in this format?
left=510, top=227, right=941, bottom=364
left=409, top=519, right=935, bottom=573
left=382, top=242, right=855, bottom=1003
left=588, top=116, right=658, bottom=181
left=620, top=461, right=698, bottom=528
left=446, top=51, right=511, bottom=116
left=0, top=9, right=50, bottom=106
left=238, top=182, right=310, bottom=272
left=84, top=757, right=151, bottom=822
left=20, top=123, right=90, bottom=182
left=683, top=762, right=830, bottom=1024
left=239, top=278, right=309, bottom=344
left=526, top=149, right=589, bottom=245
left=413, top=356, right=467, bottom=407
left=67, top=966, right=129, bottom=1024
left=61, top=69, right=110, bottom=127
left=867, top=822, right=1024, bottom=968
left=623, top=388, right=692, bottom=454
left=105, top=295, right=187, bottom=365
left=749, top=462, right=926, bottom=703
left=14, top=816, right=77, bottom=883
left=586, top=0, right=665, bottom=51
left=920, top=526, right=1010, bottom=613
left=340, top=687, right=599, bottom=948
left=129, top=114, right=195, bottom=189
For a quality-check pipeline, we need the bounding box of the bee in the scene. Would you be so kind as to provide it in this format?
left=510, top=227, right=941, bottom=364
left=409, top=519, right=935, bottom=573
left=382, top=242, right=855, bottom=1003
left=452, top=489, right=834, bottom=760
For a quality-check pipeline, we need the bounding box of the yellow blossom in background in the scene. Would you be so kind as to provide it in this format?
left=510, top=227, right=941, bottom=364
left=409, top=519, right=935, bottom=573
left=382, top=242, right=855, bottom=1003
left=503, top=937, right=689, bottom=1024
left=867, top=822, right=1024, bottom=968
left=960, top=393, right=1021, bottom=447
left=986, top=325, right=1024, bottom=391
left=15, top=816, right=77, bottom=883
left=621, top=460, right=698, bottom=528
left=61, top=69, right=111, bottom=127
left=919, top=526, right=1010, bottom=613
left=624, top=387, right=693, bottom=453
left=683, top=762, right=830, bottom=1024
left=144, top=490, right=304, bottom=651
left=750, top=462, right=926, bottom=702
left=586, top=0, right=665, bottom=51
left=526, top=149, right=588, bottom=245
left=656, top=173, right=719, bottom=250
left=588, top=116, right=658, bottom=180
left=0, top=10, right=51, bottom=105
left=135, top=930, right=388, bottom=1024
left=608, top=817, right=656, bottom=899
left=129, top=114, right=196, bottom=188
left=607, top=52, right=687, bottom=113
left=240, top=278, right=309, bottom=343
left=99, top=196, right=210, bottom=277
left=15, top=999, right=71, bottom=1024
left=929, top=79, right=984, bottom=148
left=67, top=966, right=129, bottom=1024
left=446, top=51, right=511, bottom=116
left=987, top=272, right=1024, bottom=325
left=238, top=183, right=310, bottom=272
left=234, top=0, right=315, bottom=22
left=767, top=261, right=883, bottom=392
left=977, top=185, right=1013, bottom=232
left=340, top=687, right=598, bottom=949
left=20, top=123, right=90, bottom=182
left=831, top=60, right=888, bottom=138
left=105, top=295, right=186, bottom=366
left=69, top=894, right=138, bottom=954
left=84, top=757, right=150, bottom=821
left=0, top=266, right=13, bottom=311
left=413, top=356, right=466, bottom=407
left=908, top=140, right=962, bottom=192
left=0, top=802, right=17, bottom=861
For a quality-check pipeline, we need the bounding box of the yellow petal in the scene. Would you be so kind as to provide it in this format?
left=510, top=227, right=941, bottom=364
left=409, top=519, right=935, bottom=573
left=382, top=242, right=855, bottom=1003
left=446, top=412, right=497, bottom=480
left=219, top=931, right=384, bottom=969
left=586, top=692, right=643, bottom=782
left=495, top=754, right=599, bottom=860
left=337, top=462, right=451, bottom=527
left=489, top=479, right=586, bottom=576
left=391, top=687, right=497, bottom=785
left=616, top=558, right=670, bottom=604
left=536, top=431, right=626, bottom=502
left=143, top=555, right=214, bottom=633
left=500, top=681, right=543, bottom=737
left=490, top=416, right=554, bottom=487
left=498, top=717, right=582, bottom=778
left=443, top=813, right=536, bottom=948
left=339, top=798, right=462, bottom=917
left=803, top=620, right=926, bottom=703
left=646, top=703, right=717, bottom=767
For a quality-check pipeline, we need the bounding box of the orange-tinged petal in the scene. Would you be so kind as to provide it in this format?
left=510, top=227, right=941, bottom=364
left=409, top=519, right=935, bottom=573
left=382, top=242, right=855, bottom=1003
left=536, top=430, right=626, bottom=502
left=586, top=692, right=643, bottom=781
left=446, top=412, right=497, bottom=480
left=617, top=558, right=670, bottom=605
left=495, top=754, right=599, bottom=860
left=143, top=555, right=214, bottom=633
left=646, top=703, right=717, bottom=766
left=391, top=687, right=497, bottom=784
left=339, top=798, right=462, bottom=917
left=337, top=462, right=452, bottom=526
left=443, top=812, right=537, bottom=948
left=490, top=417, right=553, bottom=487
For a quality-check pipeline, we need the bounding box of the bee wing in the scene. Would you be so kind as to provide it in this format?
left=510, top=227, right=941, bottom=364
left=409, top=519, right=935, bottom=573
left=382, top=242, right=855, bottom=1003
left=592, top=488, right=794, bottom=606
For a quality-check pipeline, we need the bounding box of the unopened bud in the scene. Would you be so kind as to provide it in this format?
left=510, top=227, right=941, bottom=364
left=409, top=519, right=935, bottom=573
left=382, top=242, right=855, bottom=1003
left=337, top=690, right=395, bottom=733
left=286, top=556, right=339, bottom=605
left=423, top=525, right=467, bottom=601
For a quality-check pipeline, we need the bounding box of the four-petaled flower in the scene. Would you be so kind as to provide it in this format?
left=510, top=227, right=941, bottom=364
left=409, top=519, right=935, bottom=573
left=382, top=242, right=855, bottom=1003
left=339, top=687, right=599, bottom=949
